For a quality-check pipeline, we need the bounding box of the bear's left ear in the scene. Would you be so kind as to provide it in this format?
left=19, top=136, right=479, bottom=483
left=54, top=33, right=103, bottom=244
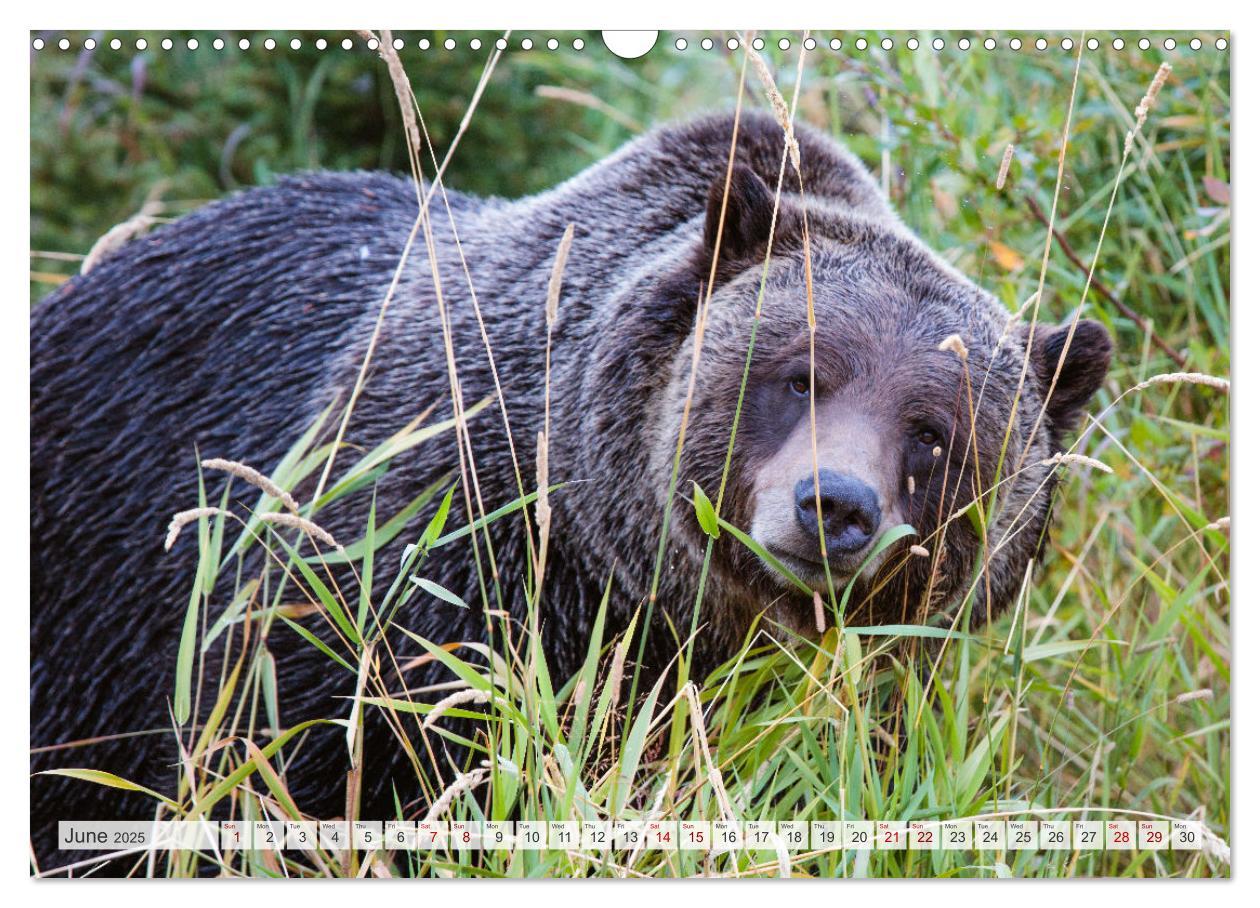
left=702, top=164, right=801, bottom=272
left=1028, top=318, right=1113, bottom=434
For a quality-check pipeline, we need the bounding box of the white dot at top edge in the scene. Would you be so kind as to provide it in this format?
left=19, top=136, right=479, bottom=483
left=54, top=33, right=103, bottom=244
left=341, top=38, right=352, bottom=50
left=1087, top=37, right=1099, bottom=49
left=804, top=37, right=816, bottom=50
left=778, top=37, right=789, bottom=50
left=1164, top=38, right=1176, bottom=50
left=445, top=38, right=456, bottom=50
left=728, top=37, right=739, bottom=50
left=163, top=37, right=174, bottom=49
left=136, top=38, right=147, bottom=49
left=958, top=37, right=971, bottom=50
left=111, top=38, right=122, bottom=49
left=419, top=38, right=431, bottom=50
left=676, top=38, right=687, bottom=51
left=932, top=38, right=944, bottom=50
left=702, top=37, right=714, bottom=50
left=264, top=38, right=276, bottom=50
left=31, top=38, right=44, bottom=50
left=855, top=37, right=868, bottom=50
left=471, top=38, right=482, bottom=50
left=213, top=38, right=224, bottom=50
left=881, top=38, right=893, bottom=50
left=1036, top=37, right=1047, bottom=50
left=573, top=37, right=584, bottom=50
left=1062, top=37, right=1074, bottom=50
left=392, top=37, right=403, bottom=50
left=367, top=38, right=379, bottom=50
left=495, top=38, right=507, bottom=50
left=292, top=38, right=303, bottom=50
left=58, top=37, right=70, bottom=50
left=1112, top=37, right=1125, bottom=50
left=1138, top=38, right=1150, bottom=49
left=829, top=38, right=841, bottom=50
left=907, top=38, right=918, bottom=50
left=1010, top=38, right=1022, bottom=50
left=1190, top=38, right=1201, bottom=50
left=546, top=38, right=557, bottom=50
left=752, top=37, right=764, bottom=50
left=86, top=37, right=98, bottom=49
left=187, top=38, right=198, bottom=50
left=315, top=38, right=327, bottom=50
left=521, top=38, right=533, bottom=50
left=983, top=37, right=996, bottom=50
left=1216, top=37, right=1227, bottom=49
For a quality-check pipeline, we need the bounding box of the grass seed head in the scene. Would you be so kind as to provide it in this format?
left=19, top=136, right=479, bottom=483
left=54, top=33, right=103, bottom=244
left=164, top=507, right=224, bottom=551
left=200, top=458, right=300, bottom=513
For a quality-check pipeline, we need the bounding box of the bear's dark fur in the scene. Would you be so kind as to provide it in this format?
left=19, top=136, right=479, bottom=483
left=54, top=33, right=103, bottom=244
left=30, top=112, right=1110, bottom=868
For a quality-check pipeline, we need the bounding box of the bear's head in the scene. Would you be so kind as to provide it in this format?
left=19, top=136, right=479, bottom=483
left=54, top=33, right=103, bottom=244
left=626, top=164, right=1113, bottom=641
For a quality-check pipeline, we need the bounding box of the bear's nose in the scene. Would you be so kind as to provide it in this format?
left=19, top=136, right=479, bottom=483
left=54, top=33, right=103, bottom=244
left=794, top=470, right=882, bottom=556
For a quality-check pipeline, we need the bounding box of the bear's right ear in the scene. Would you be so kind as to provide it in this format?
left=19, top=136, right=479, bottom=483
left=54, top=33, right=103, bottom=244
left=702, top=164, right=799, bottom=273
left=1027, top=318, right=1114, bottom=439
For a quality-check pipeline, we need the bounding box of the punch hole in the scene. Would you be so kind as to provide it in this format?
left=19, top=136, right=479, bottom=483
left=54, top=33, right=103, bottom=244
left=602, top=31, right=657, bottom=59
left=983, top=38, right=996, bottom=50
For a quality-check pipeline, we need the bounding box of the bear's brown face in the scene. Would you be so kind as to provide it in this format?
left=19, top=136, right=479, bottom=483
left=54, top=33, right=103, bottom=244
left=655, top=164, right=1113, bottom=637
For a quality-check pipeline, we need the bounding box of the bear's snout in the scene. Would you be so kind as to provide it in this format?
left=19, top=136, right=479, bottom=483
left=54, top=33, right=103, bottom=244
left=794, top=470, right=881, bottom=556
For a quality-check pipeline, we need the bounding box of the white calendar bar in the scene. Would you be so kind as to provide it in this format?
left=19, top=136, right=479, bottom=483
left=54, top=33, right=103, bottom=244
left=54, top=817, right=1209, bottom=853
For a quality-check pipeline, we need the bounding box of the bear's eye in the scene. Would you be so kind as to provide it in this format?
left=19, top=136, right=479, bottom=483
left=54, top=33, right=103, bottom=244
left=914, top=427, right=941, bottom=447
left=786, top=376, right=810, bottom=397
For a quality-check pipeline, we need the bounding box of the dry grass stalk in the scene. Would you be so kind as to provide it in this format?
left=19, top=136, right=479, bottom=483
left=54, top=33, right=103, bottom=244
left=995, top=143, right=1015, bottom=190
left=546, top=224, right=575, bottom=329
left=938, top=334, right=969, bottom=361
left=421, top=688, right=492, bottom=730
left=1132, top=371, right=1229, bottom=393
left=1174, top=688, right=1213, bottom=704
left=81, top=213, right=159, bottom=274
left=606, top=639, right=628, bottom=714
left=364, top=30, right=420, bottom=152
left=200, top=458, right=300, bottom=512
left=748, top=46, right=800, bottom=172
left=164, top=507, right=224, bottom=551
left=1042, top=452, right=1114, bottom=474
left=534, top=86, right=643, bottom=132
left=423, top=769, right=489, bottom=822
left=259, top=512, right=342, bottom=551
left=1125, top=62, right=1172, bottom=155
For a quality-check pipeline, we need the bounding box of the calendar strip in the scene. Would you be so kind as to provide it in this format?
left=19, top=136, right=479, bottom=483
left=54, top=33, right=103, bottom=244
left=58, top=818, right=1204, bottom=853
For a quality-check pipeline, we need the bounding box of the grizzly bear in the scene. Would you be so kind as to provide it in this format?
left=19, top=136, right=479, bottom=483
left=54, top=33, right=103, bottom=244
left=30, top=111, right=1111, bottom=867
